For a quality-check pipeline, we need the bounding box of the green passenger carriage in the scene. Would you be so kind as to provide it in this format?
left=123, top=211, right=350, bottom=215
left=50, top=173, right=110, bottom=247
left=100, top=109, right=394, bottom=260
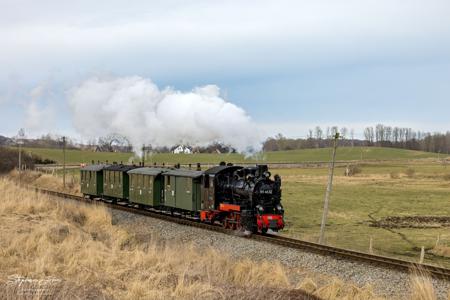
left=128, top=167, right=169, bottom=206
left=103, top=164, right=137, bottom=200
left=163, top=169, right=203, bottom=211
left=80, top=164, right=109, bottom=197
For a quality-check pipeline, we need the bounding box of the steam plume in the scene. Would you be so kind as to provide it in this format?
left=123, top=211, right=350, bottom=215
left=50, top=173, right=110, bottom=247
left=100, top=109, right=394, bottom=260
left=68, top=76, right=262, bottom=154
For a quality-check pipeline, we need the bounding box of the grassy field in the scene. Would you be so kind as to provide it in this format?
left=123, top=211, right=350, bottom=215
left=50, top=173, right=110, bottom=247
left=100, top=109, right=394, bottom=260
left=278, top=161, right=450, bottom=267
left=14, top=146, right=450, bottom=267
left=21, top=146, right=442, bottom=165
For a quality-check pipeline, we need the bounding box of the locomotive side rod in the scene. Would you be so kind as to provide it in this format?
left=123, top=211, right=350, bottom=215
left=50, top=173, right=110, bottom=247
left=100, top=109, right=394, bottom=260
left=32, top=187, right=450, bottom=281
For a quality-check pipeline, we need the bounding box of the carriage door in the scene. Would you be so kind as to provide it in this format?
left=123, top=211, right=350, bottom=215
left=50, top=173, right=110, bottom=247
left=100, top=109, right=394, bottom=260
left=165, top=175, right=176, bottom=207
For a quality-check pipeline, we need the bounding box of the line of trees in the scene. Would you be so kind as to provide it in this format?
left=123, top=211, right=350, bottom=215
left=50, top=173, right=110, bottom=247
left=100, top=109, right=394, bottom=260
left=363, top=124, right=450, bottom=154
left=263, top=124, right=450, bottom=154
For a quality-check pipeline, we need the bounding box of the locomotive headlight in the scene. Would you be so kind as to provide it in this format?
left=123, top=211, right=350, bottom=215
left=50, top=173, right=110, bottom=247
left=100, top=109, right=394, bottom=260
left=276, top=204, right=284, bottom=213
left=257, top=205, right=264, bottom=213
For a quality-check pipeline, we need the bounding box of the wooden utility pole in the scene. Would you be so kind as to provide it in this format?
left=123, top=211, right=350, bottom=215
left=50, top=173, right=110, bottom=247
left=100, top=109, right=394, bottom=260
left=18, top=141, right=22, bottom=186
left=319, top=132, right=339, bottom=244
left=62, top=136, right=66, bottom=189
left=142, top=144, right=145, bottom=166
left=17, top=128, right=25, bottom=187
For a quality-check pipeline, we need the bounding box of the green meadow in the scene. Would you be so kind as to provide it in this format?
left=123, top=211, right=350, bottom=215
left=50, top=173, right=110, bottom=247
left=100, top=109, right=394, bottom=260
left=278, top=161, right=450, bottom=267
left=22, top=146, right=439, bottom=165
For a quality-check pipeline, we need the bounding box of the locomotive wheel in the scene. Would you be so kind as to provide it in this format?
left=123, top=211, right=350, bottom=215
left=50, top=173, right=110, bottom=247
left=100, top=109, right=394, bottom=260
left=223, top=219, right=230, bottom=229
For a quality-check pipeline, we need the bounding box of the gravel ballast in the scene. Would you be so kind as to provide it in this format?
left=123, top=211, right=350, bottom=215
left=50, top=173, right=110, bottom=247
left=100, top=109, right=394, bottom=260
left=111, top=210, right=450, bottom=299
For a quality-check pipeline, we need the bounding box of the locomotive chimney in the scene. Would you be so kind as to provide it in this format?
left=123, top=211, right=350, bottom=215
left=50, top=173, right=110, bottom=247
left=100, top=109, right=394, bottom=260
left=196, top=163, right=201, bottom=171
left=257, top=165, right=268, bottom=177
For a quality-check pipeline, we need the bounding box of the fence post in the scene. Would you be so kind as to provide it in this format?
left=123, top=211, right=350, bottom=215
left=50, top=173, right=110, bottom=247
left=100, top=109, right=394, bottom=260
left=419, top=246, right=425, bottom=264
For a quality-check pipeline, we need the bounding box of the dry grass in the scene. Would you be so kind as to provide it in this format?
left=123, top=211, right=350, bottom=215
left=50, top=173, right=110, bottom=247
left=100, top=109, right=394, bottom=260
left=390, top=171, right=400, bottom=179
left=405, top=168, right=416, bottom=178
left=8, top=169, right=80, bottom=195
left=431, top=245, right=450, bottom=258
left=409, top=269, right=437, bottom=300
left=0, top=178, right=447, bottom=299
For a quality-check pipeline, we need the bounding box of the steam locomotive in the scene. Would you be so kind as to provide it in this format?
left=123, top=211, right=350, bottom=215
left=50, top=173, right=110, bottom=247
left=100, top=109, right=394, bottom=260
left=80, top=162, right=284, bottom=233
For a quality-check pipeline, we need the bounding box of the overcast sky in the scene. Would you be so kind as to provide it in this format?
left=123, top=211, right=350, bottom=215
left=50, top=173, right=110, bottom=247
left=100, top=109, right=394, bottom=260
left=1, top=0, right=450, bottom=141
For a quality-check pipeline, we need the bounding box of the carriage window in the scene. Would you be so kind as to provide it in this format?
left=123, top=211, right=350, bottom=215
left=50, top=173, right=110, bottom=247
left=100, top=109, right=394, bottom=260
left=167, top=176, right=171, bottom=185
left=204, top=176, right=209, bottom=188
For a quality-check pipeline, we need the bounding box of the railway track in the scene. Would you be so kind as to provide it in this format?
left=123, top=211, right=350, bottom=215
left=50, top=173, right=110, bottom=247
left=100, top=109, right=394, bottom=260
left=33, top=187, right=450, bottom=281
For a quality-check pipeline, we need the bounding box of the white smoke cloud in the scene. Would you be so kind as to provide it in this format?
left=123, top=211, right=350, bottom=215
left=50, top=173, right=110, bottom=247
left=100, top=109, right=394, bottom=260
left=68, top=76, right=263, bottom=153
left=24, top=84, right=55, bottom=133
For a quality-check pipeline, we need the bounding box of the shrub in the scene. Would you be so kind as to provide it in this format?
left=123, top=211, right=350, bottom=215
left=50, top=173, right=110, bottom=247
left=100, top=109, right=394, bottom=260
left=0, top=147, right=35, bottom=174
left=390, top=172, right=400, bottom=179
left=344, top=165, right=362, bottom=176
left=405, top=168, right=416, bottom=178
left=33, top=156, right=57, bottom=164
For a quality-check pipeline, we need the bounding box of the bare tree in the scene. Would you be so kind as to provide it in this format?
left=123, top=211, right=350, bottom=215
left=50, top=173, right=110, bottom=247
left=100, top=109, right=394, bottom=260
left=364, top=127, right=374, bottom=145
left=340, top=127, right=348, bottom=139
left=331, top=126, right=339, bottom=136
left=350, top=129, right=355, bottom=147
left=97, top=133, right=132, bottom=152
left=314, top=126, right=323, bottom=140
left=375, top=124, right=385, bottom=145
left=384, top=126, right=392, bottom=142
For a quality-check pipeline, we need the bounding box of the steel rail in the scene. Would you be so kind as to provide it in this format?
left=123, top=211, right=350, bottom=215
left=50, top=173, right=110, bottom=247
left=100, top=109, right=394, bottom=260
left=33, top=187, right=450, bottom=281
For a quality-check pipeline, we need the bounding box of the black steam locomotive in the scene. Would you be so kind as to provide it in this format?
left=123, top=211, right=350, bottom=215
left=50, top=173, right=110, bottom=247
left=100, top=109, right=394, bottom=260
left=201, top=164, right=284, bottom=232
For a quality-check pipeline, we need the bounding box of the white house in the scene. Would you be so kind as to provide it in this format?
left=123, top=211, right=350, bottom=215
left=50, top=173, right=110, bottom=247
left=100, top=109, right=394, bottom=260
left=172, top=145, right=192, bottom=154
